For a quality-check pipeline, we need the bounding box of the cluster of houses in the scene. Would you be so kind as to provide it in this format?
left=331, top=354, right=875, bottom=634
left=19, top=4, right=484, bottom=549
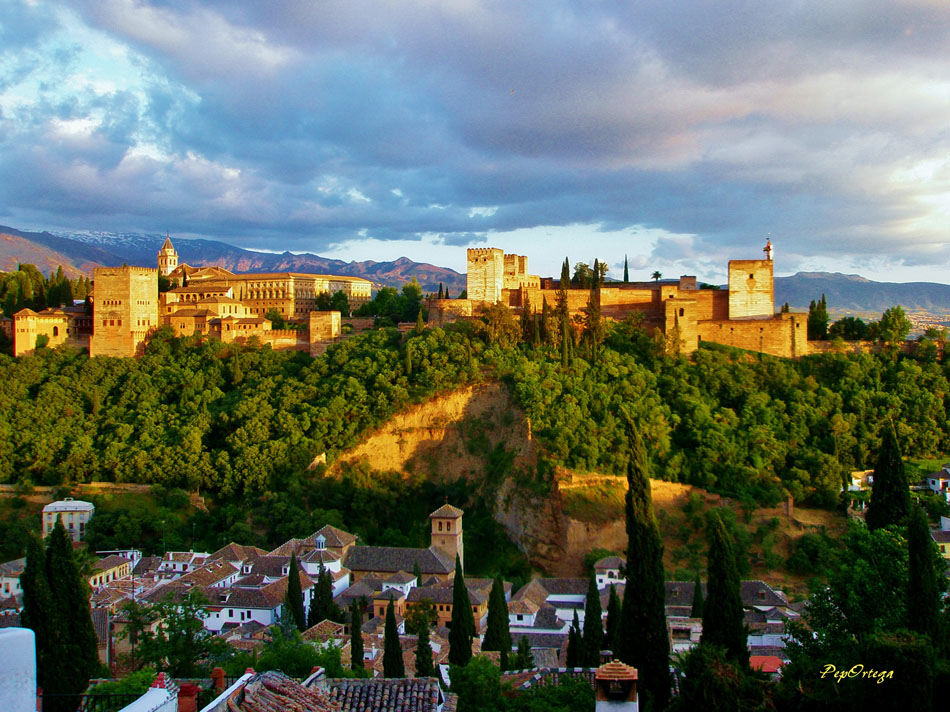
left=0, top=499, right=803, bottom=683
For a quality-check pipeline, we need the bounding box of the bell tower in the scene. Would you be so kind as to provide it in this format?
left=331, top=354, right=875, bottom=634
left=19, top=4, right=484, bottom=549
left=157, top=233, right=178, bottom=277
left=429, top=502, right=464, bottom=570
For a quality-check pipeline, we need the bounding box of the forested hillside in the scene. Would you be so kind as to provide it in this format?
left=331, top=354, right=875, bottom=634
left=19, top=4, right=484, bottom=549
left=1, top=313, right=947, bottom=512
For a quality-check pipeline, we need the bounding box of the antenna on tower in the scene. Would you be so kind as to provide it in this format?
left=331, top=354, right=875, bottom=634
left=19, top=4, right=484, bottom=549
left=763, top=236, right=773, bottom=261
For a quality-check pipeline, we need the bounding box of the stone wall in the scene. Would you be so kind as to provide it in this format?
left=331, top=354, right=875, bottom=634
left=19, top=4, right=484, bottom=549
left=697, top=312, right=807, bottom=358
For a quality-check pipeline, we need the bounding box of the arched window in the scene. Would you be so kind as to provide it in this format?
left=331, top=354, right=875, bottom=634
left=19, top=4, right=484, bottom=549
left=52, top=326, right=59, bottom=336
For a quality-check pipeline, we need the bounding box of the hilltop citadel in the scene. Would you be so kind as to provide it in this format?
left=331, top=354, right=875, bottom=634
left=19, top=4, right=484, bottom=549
left=11, top=238, right=814, bottom=359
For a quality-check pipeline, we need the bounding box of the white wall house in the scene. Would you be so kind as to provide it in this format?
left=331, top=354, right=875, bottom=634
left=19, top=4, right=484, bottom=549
left=42, top=498, right=95, bottom=542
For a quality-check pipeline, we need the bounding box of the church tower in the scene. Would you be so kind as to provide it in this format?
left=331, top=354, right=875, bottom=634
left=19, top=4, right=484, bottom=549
left=429, top=502, right=464, bottom=570
left=157, top=233, right=178, bottom=277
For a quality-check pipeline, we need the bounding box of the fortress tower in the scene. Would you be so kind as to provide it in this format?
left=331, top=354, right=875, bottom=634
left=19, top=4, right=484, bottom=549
left=429, top=503, right=464, bottom=570
left=727, top=249, right=774, bottom=319
left=157, top=234, right=178, bottom=277
left=467, top=248, right=504, bottom=302
left=89, top=266, right=159, bottom=357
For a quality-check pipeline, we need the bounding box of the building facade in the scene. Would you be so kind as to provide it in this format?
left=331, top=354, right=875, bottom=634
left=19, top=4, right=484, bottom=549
left=42, top=498, right=95, bottom=541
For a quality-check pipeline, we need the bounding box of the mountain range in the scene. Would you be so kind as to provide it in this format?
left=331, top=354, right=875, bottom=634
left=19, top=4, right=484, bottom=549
left=2, top=224, right=949, bottom=314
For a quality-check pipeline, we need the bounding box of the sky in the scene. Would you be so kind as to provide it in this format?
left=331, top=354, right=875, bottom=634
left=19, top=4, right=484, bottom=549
left=2, top=1, right=950, bottom=283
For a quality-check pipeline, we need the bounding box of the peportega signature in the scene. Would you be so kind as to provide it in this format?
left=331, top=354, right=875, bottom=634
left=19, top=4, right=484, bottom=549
left=820, top=664, right=894, bottom=684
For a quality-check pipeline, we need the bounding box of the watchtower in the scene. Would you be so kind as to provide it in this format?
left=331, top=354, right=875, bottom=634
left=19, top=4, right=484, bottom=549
left=89, top=266, right=159, bottom=357
left=157, top=234, right=179, bottom=277
left=727, top=244, right=774, bottom=319
left=429, top=503, right=464, bottom=570
left=467, top=248, right=504, bottom=302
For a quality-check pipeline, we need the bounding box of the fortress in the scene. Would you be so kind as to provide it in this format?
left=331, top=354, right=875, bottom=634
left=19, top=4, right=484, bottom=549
left=12, top=236, right=368, bottom=358
left=430, top=241, right=810, bottom=359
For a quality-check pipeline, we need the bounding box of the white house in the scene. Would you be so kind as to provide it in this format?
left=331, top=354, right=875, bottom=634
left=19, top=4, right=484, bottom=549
left=157, top=551, right=209, bottom=578
left=0, top=558, right=25, bottom=600
left=594, top=556, right=625, bottom=590
left=42, top=498, right=95, bottom=541
left=926, top=467, right=950, bottom=502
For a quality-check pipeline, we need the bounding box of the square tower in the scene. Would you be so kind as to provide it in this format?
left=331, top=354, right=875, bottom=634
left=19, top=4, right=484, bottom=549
left=429, top=503, right=464, bottom=570
left=90, top=266, right=159, bottom=357
left=467, top=248, right=504, bottom=302
left=727, top=259, right=774, bottom=319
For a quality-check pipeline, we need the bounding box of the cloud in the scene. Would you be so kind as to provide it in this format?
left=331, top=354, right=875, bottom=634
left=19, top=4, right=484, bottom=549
left=1, top=0, right=949, bottom=280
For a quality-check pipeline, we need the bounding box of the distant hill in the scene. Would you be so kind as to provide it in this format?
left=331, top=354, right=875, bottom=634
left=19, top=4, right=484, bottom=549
left=0, top=225, right=466, bottom=293
left=776, top=272, right=950, bottom=314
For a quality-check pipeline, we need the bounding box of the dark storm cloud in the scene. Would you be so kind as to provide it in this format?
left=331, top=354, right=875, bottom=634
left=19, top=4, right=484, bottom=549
left=1, top=0, right=948, bottom=275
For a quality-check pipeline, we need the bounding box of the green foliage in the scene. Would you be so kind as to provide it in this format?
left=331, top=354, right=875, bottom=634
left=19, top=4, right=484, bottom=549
left=878, top=305, right=913, bottom=345
left=329, top=290, right=350, bottom=316
left=355, top=280, right=423, bottom=323
left=44, top=518, right=99, bottom=701
left=451, top=655, right=502, bottom=712
left=482, top=576, right=511, bottom=669
left=690, top=571, right=704, bottom=618
left=829, top=316, right=869, bottom=340
left=506, top=675, right=595, bottom=712
left=702, top=511, right=748, bottom=666
left=88, top=667, right=156, bottom=696
left=449, top=555, right=474, bottom=666
left=415, top=620, right=434, bottom=677
left=383, top=596, right=405, bottom=677
left=907, top=505, right=941, bottom=638
left=20, top=535, right=57, bottom=691
left=618, top=416, right=670, bottom=709
left=135, top=589, right=228, bottom=677
left=566, top=611, right=580, bottom=667
left=581, top=572, right=603, bottom=666
left=671, top=642, right=772, bottom=712
left=867, top=423, right=911, bottom=530
left=785, top=531, right=840, bottom=578
left=807, top=295, right=829, bottom=340
left=0, top=264, right=88, bottom=317
left=263, top=308, right=287, bottom=330
left=225, top=626, right=351, bottom=678
left=604, top=584, right=621, bottom=655
left=284, top=552, right=306, bottom=632
left=350, top=603, right=364, bottom=671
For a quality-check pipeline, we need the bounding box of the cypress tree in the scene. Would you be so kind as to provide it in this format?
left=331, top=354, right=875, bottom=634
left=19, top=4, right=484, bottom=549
left=702, top=511, right=748, bottom=666
left=623, top=255, right=629, bottom=283
left=581, top=572, right=603, bottom=666
left=566, top=611, right=581, bottom=667
left=415, top=308, right=425, bottom=334
left=907, top=504, right=940, bottom=638
left=20, top=535, right=57, bottom=691
left=405, top=345, right=412, bottom=377
left=383, top=596, right=405, bottom=677
left=619, top=414, right=670, bottom=709
left=604, top=584, right=621, bottom=654
left=350, top=603, right=364, bottom=671
left=561, top=314, right=570, bottom=369
left=541, top=297, right=550, bottom=343
left=413, top=560, right=422, bottom=584
left=555, top=257, right=570, bottom=321
left=690, top=571, right=705, bottom=619
left=438, top=283, right=444, bottom=299
left=482, top=576, right=511, bottom=669
left=445, top=288, right=450, bottom=299
left=308, top=562, right=334, bottom=628
left=284, top=552, right=306, bottom=632
left=45, top=518, right=98, bottom=700
left=415, top=619, right=434, bottom=677
left=866, top=423, right=911, bottom=530
left=448, top=555, right=473, bottom=666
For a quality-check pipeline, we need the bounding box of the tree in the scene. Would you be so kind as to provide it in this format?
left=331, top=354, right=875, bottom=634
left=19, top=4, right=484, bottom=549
left=451, top=655, right=502, bottom=712
left=264, top=307, right=286, bottom=330
left=807, top=294, right=829, bottom=340
left=415, top=616, right=434, bottom=677
left=702, top=511, right=748, bottom=666
left=780, top=301, right=790, bottom=314
left=566, top=611, right=581, bottom=667
left=907, top=504, right=941, bottom=638
left=383, top=595, right=405, bottom=677
left=20, top=535, right=57, bottom=692
left=623, top=255, right=629, bottom=283
left=438, top=283, right=444, bottom=299
left=284, top=552, right=306, bottom=632
left=481, top=576, right=511, bottom=669
left=555, top=257, right=570, bottom=321
left=651, top=270, right=662, bottom=282
left=829, top=316, right=869, bottom=340
left=329, top=290, right=349, bottom=316
left=618, top=413, right=670, bottom=709
left=137, top=589, right=226, bottom=677
left=307, top=562, right=335, bottom=628
left=44, top=518, right=99, bottom=701
left=415, top=307, right=425, bottom=334
left=584, top=284, right=605, bottom=363
left=581, top=572, right=603, bottom=666
left=866, top=423, right=911, bottom=530
left=510, top=636, right=533, bottom=670
left=448, top=555, right=474, bottom=666
left=604, top=584, right=621, bottom=655
left=690, top=571, right=704, bottom=618
left=878, top=305, right=912, bottom=346
left=350, top=603, right=364, bottom=671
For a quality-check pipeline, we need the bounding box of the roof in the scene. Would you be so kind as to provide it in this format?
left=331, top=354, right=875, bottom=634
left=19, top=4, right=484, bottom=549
left=178, top=561, right=238, bottom=587
left=750, top=655, right=785, bottom=673
left=533, top=578, right=588, bottom=596
left=160, top=236, right=175, bottom=251
left=43, top=499, right=94, bottom=513
left=596, top=660, right=638, bottom=681
left=429, top=503, right=464, bottom=520
left=207, top=543, right=267, bottom=564
left=593, top=556, right=625, bottom=570
left=932, top=530, right=950, bottom=544
left=344, top=546, right=454, bottom=576
left=303, top=620, right=346, bottom=642
left=90, top=607, right=109, bottom=647
left=324, top=677, right=445, bottom=712
left=406, top=584, right=487, bottom=606
left=508, top=599, right=539, bottom=615
left=309, top=525, right=358, bottom=549
left=133, top=556, right=161, bottom=575
left=385, top=571, right=417, bottom=585
left=92, top=555, right=131, bottom=573
left=0, top=558, right=26, bottom=577
left=228, top=671, right=339, bottom=712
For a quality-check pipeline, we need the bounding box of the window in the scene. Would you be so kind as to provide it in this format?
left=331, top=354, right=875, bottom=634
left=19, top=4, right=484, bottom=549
left=52, top=326, right=58, bottom=336
left=678, top=308, right=684, bottom=317
left=438, top=522, right=443, bottom=532
left=516, top=614, right=523, bottom=621
left=447, top=522, right=452, bottom=532
left=749, top=273, right=754, bottom=279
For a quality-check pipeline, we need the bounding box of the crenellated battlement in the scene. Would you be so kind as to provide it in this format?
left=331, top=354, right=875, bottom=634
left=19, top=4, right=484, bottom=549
left=467, top=247, right=503, bottom=257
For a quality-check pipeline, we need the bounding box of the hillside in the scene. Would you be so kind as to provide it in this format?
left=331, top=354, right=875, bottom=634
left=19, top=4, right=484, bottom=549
left=0, top=224, right=466, bottom=292
left=328, top=380, right=845, bottom=591
left=775, top=271, right=950, bottom=313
